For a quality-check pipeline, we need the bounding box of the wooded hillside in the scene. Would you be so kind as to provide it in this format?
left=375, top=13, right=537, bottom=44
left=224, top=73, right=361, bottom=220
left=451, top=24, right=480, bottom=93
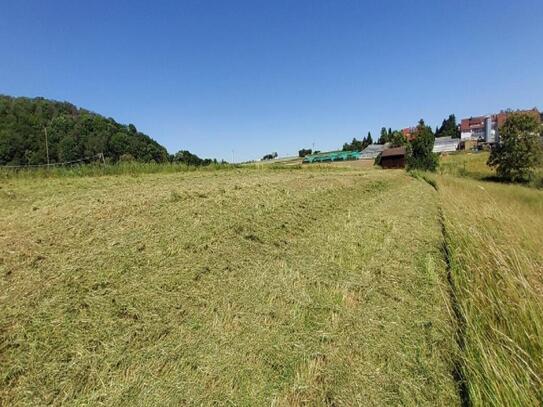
left=0, top=95, right=169, bottom=166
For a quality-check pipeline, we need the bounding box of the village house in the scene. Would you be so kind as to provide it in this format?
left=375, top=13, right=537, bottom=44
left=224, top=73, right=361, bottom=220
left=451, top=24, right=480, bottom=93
left=460, top=108, right=540, bottom=143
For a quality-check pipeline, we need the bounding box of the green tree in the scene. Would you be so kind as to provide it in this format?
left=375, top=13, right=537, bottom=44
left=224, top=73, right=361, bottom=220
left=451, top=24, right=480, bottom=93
left=407, top=119, right=439, bottom=171
left=298, top=148, right=312, bottom=157
left=487, top=112, right=542, bottom=181
left=380, top=127, right=387, bottom=143
left=110, top=132, right=131, bottom=160
left=366, top=133, right=373, bottom=145
left=436, top=114, right=460, bottom=138
left=389, top=130, right=407, bottom=148
left=342, top=138, right=365, bottom=151
left=58, top=135, right=79, bottom=162
left=173, top=150, right=213, bottom=165
left=262, top=152, right=278, bottom=160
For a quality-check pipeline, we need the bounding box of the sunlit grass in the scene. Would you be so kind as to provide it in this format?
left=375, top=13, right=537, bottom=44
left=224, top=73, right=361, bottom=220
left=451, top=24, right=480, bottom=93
left=3, top=158, right=541, bottom=405
left=439, top=151, right=543, bottom=188
left=0, top=161, right=235, bottom=179
left=439, top=176, right=543, bottom=406
left=0, top=168, right=458, bottom=405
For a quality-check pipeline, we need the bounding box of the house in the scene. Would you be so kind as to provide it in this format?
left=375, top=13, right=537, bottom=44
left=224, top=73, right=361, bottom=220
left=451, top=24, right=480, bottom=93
left=402, top=127, right=417, bottom=142
left=460, top=108, right=540, bottom=143
left=460, top=114, right=506, bottom=143
left=380, top=147, right=406, bottom=169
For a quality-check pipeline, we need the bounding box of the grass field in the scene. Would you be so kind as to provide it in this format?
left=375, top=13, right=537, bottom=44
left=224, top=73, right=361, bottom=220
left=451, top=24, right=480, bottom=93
left=438, top=175, right=543, bottom=406
left=1, top=167, right=459, bottom=405
left=1, top=156, right=542, bottom=405
left=439, top=151, right=543, bottom=188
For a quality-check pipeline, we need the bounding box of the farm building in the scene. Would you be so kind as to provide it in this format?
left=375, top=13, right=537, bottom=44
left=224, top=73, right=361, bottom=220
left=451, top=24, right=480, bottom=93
left=359, top=144, right=386, bottom=159
left=380, top=147, right=406, bottom=169
left=303, top=150, right=360, bottom=163
left=433, top=137, right=459, bottom=154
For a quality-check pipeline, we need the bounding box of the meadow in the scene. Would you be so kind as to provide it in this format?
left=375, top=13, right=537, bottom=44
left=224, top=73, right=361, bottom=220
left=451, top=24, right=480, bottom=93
left=438, top=174, right=543, bottom=406
left=1, top=155, right=541, bottom=405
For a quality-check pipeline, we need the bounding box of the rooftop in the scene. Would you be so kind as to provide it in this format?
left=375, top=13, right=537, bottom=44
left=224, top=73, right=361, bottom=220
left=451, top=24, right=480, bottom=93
left=381, top=146, right=406, bottom=157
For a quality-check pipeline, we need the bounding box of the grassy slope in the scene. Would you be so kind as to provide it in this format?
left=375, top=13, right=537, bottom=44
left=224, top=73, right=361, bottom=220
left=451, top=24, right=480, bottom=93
left=438, top=175, right=543, bottom=406
left=439, top=152, right=494, bottom=180
left=440, top=151, right=543, bottom=187
left=0, top=168, right=458, bottom=405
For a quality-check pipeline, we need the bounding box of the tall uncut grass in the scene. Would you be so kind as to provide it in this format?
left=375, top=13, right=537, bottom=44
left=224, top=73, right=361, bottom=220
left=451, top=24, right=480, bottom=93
left=0, top=161, right=236, bottom=179
left=439, top=151, right=543, bottom=188
left=439, top=176, right=543, bottom=406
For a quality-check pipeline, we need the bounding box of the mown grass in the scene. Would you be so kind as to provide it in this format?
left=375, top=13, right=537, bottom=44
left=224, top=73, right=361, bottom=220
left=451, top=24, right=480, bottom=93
left=0, top=167, right=459, bottom=405
left=438, top=175, right=543, bottom=406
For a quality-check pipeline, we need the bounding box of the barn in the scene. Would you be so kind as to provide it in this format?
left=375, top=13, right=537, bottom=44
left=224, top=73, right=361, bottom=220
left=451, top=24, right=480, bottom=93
left=380, top=146, right=406, bottom=169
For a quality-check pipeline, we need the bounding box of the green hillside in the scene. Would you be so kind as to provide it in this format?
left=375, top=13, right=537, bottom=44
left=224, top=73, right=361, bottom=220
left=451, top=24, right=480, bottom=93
left=0, top=95, right=169, bottom=166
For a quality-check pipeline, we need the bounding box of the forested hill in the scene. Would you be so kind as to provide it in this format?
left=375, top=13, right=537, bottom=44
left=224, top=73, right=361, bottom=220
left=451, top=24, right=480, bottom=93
left=0, top=95, right=169, bottom=166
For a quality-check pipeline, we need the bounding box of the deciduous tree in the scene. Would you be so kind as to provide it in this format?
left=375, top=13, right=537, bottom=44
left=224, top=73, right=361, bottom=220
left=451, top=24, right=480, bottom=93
left=487, top=113, right=542, bottom=181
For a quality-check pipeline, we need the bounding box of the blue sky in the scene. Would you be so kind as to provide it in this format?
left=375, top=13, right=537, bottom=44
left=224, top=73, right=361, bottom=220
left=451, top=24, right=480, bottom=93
left=1, top=0, right=542, bottom=162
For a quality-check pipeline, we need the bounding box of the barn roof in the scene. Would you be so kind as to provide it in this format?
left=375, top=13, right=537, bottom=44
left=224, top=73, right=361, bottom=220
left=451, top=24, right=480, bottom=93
left=381, top=146, right=406, bottom=157
left=359, top=143, right=386, bottom=159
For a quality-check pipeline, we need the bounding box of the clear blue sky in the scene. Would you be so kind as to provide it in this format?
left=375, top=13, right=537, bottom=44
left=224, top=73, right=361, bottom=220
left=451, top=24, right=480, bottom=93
left=1, top=0, right=542, bottom=162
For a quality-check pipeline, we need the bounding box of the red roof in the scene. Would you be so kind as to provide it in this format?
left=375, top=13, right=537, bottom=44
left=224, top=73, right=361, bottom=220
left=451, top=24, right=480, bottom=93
left=402, top=127, right=417, bottom=141
left=460, top=116, right=485, bottom=132
left=460, top=109, right=540, bottom=132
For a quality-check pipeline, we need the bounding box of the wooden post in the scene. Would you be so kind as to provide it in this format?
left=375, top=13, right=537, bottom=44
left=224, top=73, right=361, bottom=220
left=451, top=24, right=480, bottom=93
left=44, top=127, right=50, bottom=166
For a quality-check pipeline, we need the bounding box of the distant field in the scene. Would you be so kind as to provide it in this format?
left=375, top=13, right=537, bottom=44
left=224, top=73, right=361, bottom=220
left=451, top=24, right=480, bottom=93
left=1, top=167, right=458, bottom=405
left=1, top=158, right=541, bottom=405
left=250, top=156, right=303, bottom=166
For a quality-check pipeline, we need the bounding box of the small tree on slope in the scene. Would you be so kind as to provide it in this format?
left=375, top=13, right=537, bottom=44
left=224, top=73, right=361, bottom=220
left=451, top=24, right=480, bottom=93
left=487, top=112, right=542, bottom=182
left=407, top=119, right=438, bottom=171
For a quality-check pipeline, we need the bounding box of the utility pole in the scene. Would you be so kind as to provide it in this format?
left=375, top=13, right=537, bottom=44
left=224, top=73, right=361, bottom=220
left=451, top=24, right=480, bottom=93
left=232, top=150, right=235, bottom=164
left=44, top=126, right=50, bottom=166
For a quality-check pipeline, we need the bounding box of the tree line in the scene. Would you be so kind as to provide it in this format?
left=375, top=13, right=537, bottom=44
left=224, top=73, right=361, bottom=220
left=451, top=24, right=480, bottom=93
left=0, top=95, right=215, bottom=166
